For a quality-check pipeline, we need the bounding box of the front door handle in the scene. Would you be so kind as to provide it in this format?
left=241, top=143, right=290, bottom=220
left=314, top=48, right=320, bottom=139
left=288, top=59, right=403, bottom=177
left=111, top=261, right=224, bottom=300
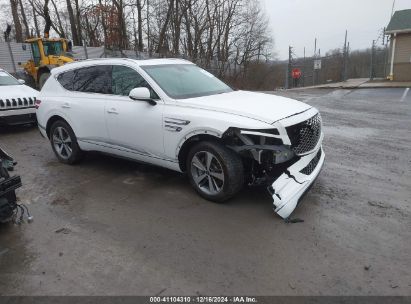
left=107, top=108, right=119, bottom=115
left=62, top=103, right=71, bottom=109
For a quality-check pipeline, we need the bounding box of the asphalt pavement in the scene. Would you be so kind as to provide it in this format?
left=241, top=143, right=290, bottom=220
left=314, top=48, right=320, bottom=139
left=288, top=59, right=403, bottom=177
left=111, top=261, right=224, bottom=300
left=0, top=88, right=410, bottom=296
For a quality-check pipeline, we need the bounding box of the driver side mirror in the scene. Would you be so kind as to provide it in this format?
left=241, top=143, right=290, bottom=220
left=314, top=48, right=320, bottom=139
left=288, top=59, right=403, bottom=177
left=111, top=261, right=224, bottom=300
left=18, top=79, right=25, bottom=84
left=129, top=87, right=157, bottom=106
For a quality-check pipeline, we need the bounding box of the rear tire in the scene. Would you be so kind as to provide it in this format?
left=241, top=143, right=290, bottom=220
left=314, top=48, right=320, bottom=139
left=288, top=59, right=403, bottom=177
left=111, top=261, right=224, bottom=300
left=186, top=141, right=244, bottom=203
left=50, top=120, right=83, bottom=164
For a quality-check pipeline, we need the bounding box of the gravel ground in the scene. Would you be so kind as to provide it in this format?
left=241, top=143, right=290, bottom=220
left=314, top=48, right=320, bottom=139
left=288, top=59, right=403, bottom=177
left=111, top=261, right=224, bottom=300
left=0, top=88, right=410, bottom=296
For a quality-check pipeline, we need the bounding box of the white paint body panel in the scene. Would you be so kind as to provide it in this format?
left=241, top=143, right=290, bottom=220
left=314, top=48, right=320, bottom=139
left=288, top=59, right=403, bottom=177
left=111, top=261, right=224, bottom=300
left=0, top=84, right=39, bottom=102
left=0, top=77, right=38, bottom=118
left=37, top=58, right=325, bottom=218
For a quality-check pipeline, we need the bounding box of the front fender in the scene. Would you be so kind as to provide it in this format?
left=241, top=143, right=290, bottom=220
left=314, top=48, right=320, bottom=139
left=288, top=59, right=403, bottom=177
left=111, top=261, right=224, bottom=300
left=175, top=127, right=224, bottom=158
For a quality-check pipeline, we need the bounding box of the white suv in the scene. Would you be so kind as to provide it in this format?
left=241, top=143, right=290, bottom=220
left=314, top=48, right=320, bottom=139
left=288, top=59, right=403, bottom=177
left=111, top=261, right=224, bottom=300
left=0, top=69, right=38, bottom=126
left=36, top=58, right=324, bottom=219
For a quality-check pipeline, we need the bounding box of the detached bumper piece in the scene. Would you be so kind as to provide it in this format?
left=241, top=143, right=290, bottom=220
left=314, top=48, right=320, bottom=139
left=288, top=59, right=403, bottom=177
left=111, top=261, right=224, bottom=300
left=269, top=146, right=325, bottom=219
left=0, top=175, right=22, bottom=223
left=0, top=175, right=22, bottom=197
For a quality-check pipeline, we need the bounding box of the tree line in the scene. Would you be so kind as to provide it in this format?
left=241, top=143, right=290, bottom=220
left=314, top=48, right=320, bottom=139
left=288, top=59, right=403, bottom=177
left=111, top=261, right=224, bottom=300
left=3, top=0, right=273, bottom=84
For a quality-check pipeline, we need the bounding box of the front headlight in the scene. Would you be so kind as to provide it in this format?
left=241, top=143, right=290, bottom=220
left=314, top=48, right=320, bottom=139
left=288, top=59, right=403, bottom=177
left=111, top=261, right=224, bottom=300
left=223, top=127, right=295, bottom=165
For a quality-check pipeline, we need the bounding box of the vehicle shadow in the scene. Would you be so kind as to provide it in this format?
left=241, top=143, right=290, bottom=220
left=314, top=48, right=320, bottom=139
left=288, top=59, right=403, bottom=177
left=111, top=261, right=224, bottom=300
left=0, top=124, right=37, bottom=135
left=79, top=152, right=272, bottom=208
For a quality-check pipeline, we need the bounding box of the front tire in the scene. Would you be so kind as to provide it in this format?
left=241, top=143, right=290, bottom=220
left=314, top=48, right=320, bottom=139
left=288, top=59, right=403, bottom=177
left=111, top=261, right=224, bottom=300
left=50, top=120, right=83, bottom=164
left=187, top=141, right=244, bottom=203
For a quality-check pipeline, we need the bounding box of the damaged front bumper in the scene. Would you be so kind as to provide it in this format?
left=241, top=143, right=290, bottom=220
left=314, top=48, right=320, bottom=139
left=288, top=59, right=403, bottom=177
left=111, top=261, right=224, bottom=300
left=270, top=145, right=325, bottom=219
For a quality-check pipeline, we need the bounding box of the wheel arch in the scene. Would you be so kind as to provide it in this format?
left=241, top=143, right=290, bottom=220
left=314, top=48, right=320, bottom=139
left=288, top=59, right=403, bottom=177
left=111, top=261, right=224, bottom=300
left=177, top=133, right=224, bottom=172
left=46, top=115, right=70, bottom=139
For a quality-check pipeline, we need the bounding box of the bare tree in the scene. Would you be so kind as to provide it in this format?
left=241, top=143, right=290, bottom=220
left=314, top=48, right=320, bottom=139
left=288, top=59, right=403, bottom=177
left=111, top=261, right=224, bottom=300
left=27, top=0, right=41, bottom=37
left=136, top=0, right=144, bottom=51
left=74, top=0, right=82, bottom=45
left=43, top=0, right=52, bottom=36
left=18, top=0, right=30, bottom=38
left=157, top=0, right=174, bottom=54
left=0, top=0, right=274, bottom=90
left=112, top=0, right=128, bottom=49
left=50, top=0, right=66, bottom=37
left=10, top=0, right=23, bottom=42
left=66, top=0, right=80, bottom=44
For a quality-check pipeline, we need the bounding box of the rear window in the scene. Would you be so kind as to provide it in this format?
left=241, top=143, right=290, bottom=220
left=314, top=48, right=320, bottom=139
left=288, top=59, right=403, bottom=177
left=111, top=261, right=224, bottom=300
left=57, top=70, right=75, bottom=90
left=57, top=65, right=112, bottom=94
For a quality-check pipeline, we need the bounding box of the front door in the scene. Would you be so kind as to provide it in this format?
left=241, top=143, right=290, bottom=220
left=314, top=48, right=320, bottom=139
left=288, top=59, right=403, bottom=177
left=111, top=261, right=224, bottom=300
left=105, top=65, right=165, bottom=160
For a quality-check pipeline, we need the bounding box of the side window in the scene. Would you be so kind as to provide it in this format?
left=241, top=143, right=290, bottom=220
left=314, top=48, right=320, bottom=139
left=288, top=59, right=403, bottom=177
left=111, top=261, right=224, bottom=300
left=57, top=70, right=75, bottom=90
left=31, top=43, right=41, bottom=66
left=112, top=65, right=159, bottom=99
left=73, top=65, right=112, bottom=94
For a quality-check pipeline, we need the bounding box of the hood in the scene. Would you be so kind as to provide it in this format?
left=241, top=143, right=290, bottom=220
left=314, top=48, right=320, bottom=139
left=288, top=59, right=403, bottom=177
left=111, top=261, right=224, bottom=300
left=0, top=84, right=39, bottom=99
left=176, top=91, right=311, bottom=124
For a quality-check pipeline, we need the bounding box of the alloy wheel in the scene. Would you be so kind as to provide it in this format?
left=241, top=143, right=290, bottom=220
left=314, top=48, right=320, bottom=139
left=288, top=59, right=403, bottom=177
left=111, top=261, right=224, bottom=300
left=190, top=151, right=225, bottom=195
left=52, top=126, right=73, bottom=160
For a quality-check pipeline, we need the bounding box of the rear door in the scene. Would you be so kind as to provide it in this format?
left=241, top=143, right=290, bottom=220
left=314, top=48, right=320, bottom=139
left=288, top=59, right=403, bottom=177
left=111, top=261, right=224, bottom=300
left=105, top=64, right=165, bottom=160
left=57, top=65, right=111, bottom=145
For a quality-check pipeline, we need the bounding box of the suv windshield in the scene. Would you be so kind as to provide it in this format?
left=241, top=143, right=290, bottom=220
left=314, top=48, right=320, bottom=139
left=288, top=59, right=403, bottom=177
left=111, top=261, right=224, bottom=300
left=0, top=71, right=21, bottom=86
left=142, top=64, right=233, bottom=99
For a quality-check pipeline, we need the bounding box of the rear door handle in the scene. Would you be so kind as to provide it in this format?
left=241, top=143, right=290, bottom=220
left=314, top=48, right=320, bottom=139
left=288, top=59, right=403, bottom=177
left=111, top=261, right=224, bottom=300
left=62, top=103, right=71, bottom=109
left=107, top=108, right=119, bottom=115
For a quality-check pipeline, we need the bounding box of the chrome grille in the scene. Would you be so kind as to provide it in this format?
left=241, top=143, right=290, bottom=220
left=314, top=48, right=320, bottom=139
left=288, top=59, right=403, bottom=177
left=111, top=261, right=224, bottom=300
left=0, top=97, right=36, bottom=110
left=286, top=113, right=322, bottom=155
left=300, top=149, right=322, bottom=175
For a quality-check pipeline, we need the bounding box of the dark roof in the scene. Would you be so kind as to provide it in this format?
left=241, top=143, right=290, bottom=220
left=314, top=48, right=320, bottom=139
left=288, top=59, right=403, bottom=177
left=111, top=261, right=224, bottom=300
left=386, top=9, right=411, bottom=33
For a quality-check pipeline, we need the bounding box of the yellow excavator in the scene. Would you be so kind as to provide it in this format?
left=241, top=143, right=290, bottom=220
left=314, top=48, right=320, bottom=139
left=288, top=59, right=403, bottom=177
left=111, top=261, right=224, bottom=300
left=21, top=36, right=74, bottom=89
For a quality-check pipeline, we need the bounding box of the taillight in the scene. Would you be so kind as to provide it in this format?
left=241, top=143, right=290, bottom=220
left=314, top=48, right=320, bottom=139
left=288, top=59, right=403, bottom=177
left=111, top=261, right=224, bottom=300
left=35, top=99, right=41, bottom=109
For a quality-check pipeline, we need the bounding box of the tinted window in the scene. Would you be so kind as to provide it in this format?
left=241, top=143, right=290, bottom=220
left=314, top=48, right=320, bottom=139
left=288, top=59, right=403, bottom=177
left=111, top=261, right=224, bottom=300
left=112, top=65, right=158, bottom=99
left=43, top=41, right=64, bottom=56
left=57, top=70, right=75, bottom=90
left=31, top=43, right=41, bottom=66
left=73, top=65, right=112, bottom=94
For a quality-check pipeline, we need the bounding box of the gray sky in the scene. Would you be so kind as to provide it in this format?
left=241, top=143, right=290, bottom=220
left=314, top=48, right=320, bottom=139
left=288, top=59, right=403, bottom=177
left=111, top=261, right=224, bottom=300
left=261, top=0, right=411, bottom=59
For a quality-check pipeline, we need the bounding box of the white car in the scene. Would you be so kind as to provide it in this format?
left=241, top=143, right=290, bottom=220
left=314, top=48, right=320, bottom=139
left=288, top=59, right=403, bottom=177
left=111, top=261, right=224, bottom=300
left=0, top=69, right=38, bottom=126
left=36, top=58, right=324, bottom=219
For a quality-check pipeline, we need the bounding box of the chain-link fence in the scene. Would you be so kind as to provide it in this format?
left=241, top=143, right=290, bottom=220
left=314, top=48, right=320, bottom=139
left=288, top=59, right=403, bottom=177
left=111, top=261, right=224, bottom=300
left=286, top=45, right=389, bottom=89
left=370, top=47, right=389, bottom=80
left=0, top=40, right=391, bottom=90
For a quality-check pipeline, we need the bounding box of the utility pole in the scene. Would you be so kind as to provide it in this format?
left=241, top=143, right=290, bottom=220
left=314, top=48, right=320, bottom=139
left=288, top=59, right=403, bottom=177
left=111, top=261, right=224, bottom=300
left=147, top=0, right=151, bottom=56
left=383, top=27, right=388, bottom=77
left=286, top=46, right=292, bottom=89
left=303, top=46, right=306, bottom=87
left=313, top=38, right=317, bottom=85
left=391, top=0, right=396, bottom=17
left=370, top=40, right=375, bottom=80
left=342, top=30, right=348, bottom=81
left=347, top=41, right=350, bottom=79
